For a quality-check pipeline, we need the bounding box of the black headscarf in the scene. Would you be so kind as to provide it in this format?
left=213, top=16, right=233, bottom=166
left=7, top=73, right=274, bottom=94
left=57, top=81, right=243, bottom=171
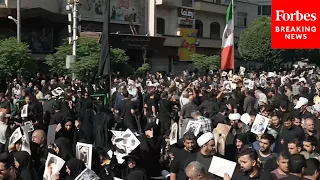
left=54, top=137, right=75, bottom=161
left=11, top=151, right=39, bottom=180
left=66, top=158, right=86, bottom=180
left=125, top=170, right=148, bottom=180
left=56, top=118, right=75, bottom=141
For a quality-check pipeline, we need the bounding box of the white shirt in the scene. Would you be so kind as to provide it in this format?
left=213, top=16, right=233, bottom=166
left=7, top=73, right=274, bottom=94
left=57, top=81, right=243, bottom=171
left=0, top=121, right=7, bottom=144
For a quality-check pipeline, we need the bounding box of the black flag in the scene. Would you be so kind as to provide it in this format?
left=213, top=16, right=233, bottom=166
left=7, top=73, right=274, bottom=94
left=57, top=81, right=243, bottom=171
left=98, top=0, right=111, bottom=77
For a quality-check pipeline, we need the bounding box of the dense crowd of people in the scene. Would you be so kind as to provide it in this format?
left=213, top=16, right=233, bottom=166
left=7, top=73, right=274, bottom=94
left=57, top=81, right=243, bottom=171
left=0, top=66, right=319, bottom=180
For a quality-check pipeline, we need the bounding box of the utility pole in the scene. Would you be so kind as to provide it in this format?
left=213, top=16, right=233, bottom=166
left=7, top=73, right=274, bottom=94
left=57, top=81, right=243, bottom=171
left=66, top=0, right=79, bottom=80
left=17, top=0, right=21, bottom=42
left=72, top=0, right=78, bottom=56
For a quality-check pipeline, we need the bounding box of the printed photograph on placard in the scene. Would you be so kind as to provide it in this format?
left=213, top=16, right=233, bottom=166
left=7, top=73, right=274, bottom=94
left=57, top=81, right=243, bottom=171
left=169, top=123, right=178, bottom=145
left=9, top=127, right=22, bottom=145
left=223, top=81, right=233, bottom=93
left=251, top=114, right=270, bottom=135
left=43, top=153, right=65, bottom=180
left=76, top=142, right=93, bottom=169
left=185, top=121, right=202, bottom=136
left=74, top=168, right=100, bottom=180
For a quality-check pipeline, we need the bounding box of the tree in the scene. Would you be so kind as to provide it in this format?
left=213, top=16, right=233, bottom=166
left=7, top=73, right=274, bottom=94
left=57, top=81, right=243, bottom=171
left=0, top=37, right=36, bottom=77
left=191, top=53, right=220, bottom=71
left=238, top=16, right=284, bottom=65
left=136, top=63, right=150, bottom=76
left=46, top=37, right=130, bottom=78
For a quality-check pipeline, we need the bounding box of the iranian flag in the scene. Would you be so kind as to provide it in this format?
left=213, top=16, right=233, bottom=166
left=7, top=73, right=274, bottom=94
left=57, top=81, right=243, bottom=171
left=221, top=0, right=234, bottom=70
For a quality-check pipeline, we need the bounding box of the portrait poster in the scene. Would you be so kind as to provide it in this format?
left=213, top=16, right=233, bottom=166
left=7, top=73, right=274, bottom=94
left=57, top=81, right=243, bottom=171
left=208, top=156, right=236, bottom=178
left=251, top=114, right=270, bottom=135
left=112, top=129, right=140, bottom=164
left=223, top=81, right=233, bottom=93
left=169, top=123, right=178, bottom=145
left=9, top=127, right=22, bottom=145
left=74, top=168, right=100, bottom=180
left=21, top=126, right=31, bottom=155
left=21, top=104, right=28, bottom=118
left=47, top=124, right=57, bottom=145
left=43, top=153, right=65, bottom=180
left=260, top=77, right=267, bottom=88
left=185, top=121, right=202, bottom=136
left=76, top=142, right=93, bottom=169
left=24, top=121, right=34, bottom=133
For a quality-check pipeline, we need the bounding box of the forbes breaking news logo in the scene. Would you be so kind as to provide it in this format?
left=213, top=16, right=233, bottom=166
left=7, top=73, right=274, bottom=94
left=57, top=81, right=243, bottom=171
left=275, top=10, right=317, bottom=40
left=271, top=0, right=320, bottom=49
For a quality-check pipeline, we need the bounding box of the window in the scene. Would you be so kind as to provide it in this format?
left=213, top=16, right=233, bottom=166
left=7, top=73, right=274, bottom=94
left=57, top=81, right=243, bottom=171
left=182, top=0, right=193, bottom=7
left=237, top=12, right=247, bottom=27
left=210, top=22, right=220, bottom=39
left=157, top=18, right=165, bottom=35
left=258, top=5, right=271, bottom=16
left=215, top=0, right=221, bottom=4
left=195, top=20, right=203, bottom=37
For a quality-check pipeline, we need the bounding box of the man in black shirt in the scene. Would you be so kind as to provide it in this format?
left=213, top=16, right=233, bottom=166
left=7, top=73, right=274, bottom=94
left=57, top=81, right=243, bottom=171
left=226, top=148, right=272, bottom=180
left=278, top=114, right=305, bottom=151
left=158, top=92, right=173, bottom=135
left=144, top=91, right=157, bottom=123
left=170, top=132, right=197, bottom=180
left=117, top=90, right=138, bottom=132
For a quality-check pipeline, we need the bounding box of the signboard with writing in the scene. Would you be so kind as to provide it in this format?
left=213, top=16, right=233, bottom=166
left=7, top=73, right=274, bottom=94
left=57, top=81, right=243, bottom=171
left=110, top=34, right=165, bottom=50
left=178, top=28, right=198, bottom=61
left=177, top=7, right=195, bottom=19
left=177, top=7, right=195, bottom=27
left=178, top=17, right=194, bottom=26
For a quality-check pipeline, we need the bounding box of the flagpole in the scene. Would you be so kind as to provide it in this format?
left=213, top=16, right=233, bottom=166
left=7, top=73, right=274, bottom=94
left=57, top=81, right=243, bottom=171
left=232, top=0, right=235, bottom=71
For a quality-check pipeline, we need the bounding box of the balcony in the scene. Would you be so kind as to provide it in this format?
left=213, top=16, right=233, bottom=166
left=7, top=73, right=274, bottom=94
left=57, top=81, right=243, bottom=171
left=194, top=0, right=228, bottom=14
left=156, top=0, right=182, bottom=7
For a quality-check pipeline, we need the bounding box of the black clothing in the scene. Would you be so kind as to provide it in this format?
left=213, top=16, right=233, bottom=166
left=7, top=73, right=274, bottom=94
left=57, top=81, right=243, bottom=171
left=55, top=137, right=75, bottom=161
left=65, top=158, right=86, bottom=180
left=199, top=99, right=219, bottom=119
left=181, top=102, right=198, bottom=119
left=231, top=168, right=273, bottom=180
left=119, top=99, right=137, bottom=132
left=212, top=113, right=226, bottom=128
left=145, top=98, right=157, bottom=117
left=11, top=151, right=39, bottom=180
left=50, top=111, right=65, bottom=125
left=81, top=108, right=96, bottom=143
left=170, top=148, right=197, bottom=180
left=158, top=99, right=173, bottom=135
left=126, top=170, right=148, bottom=180
left=278, top=125, right=305, bottom=151
left=93, top=111, right=114, bottom=149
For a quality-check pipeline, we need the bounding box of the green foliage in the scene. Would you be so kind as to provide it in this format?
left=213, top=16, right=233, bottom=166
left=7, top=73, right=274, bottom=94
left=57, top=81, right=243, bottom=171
left=45, top=37, right=129, bottom=78
left=239, top=16, right=283, bottom=64
left=191, top=53, right=220, bottom=71
left=0, top=37, right=36, bottom=77
left=136, top=63, right=150, bottom=75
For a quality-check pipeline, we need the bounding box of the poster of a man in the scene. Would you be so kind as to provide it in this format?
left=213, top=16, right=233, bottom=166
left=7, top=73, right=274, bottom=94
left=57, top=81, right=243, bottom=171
left=251, top=114, right=270, bottom=135
left=43, top=153, right=65, bottom=180
left=76, top=142, right=93, bottom=169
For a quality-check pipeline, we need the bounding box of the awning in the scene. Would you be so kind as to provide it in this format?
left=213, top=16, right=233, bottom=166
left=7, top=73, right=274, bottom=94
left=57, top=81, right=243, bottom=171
left=80, top=32, right=165, bottom=50
left=0, top=8, right=67, bottom=23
